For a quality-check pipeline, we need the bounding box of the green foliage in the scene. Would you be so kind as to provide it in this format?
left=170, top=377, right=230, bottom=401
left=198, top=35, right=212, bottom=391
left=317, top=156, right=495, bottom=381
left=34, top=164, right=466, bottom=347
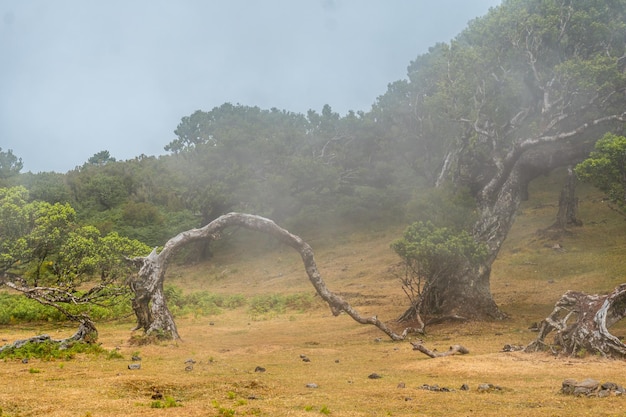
left=0, top=148, right=23, bottom=182
left=163, top=285, right=316, bottom=319
left=575, top=133, right=626, bottom=213
left=0, top=291, right=132, bottom=324
left=150, top=396, right=180, bottom=409
left=247, top=293, right=317, bottom=318
left=86, top=150, right=116, bottom=166
left=0, top=339, right=106, bottom=361
left=163, top=285, right=246, bottom=317
left=391, top=221, right=488, bottom=282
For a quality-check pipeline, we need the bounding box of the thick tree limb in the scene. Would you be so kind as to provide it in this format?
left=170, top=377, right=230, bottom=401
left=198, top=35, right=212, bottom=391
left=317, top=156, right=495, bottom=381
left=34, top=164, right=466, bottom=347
left=411, top=342, right=469, bottom=358
left=131, top=212, right=422, bottom=341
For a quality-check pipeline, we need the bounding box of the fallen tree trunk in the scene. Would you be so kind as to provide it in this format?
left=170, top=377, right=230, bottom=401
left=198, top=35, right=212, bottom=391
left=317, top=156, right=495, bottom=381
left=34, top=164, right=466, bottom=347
left=411, top=342, right=469, bottom=358
left=0, top=317, right=98, bottom=354
left=131, top=212, right=421, bottom=341
left=525, top=283, right=626, bottom=358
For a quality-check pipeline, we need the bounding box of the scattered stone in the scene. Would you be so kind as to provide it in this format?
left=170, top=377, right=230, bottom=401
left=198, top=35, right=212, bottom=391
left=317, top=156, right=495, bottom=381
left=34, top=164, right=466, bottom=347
left=502, top=344, right=525, bottom=352
left=209, top=322, right=215, bottom=326
left=368, top=373, right=382, bottom=379
left=21, top=358, right=28, bottom=364
left=185, top=358, right=196, bottom=365
left=561, top=378, right=624, bottom=397
left=128, top=363, right=141, bottom=370
left=397, top=382, right=406, bottom=389
left=247, top=395, right=260, bottom=400
left=477, top=383, right=501, bottom=392
left=460, top=384, right=470, bottom=391
left=305, top=383, right=319, bottom=389
left=334, top=359, right=340, bottom=363
left=151, top=391, right=163, bottom=400
left=404, top=397, right=413, bottom=401
left=184, top=365, right=193, bottom=372
left=373, top=337, right=382, bottom=342
left=131, top=355, right=141, bottom=361
left=419, top=383, right=454, bottom=392
left=301, top=355, right=311, bottom=362
left=254, top=366, right=266, bottom=373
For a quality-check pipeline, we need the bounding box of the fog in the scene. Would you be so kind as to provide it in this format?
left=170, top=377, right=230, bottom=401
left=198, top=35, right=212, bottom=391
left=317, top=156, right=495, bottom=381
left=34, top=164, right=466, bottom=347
left=0, top=1, right=500, bottom=173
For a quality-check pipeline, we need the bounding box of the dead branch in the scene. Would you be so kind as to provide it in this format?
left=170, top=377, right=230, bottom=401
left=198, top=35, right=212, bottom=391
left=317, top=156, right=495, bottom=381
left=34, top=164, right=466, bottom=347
left=411, top=342, right=470, bottom=358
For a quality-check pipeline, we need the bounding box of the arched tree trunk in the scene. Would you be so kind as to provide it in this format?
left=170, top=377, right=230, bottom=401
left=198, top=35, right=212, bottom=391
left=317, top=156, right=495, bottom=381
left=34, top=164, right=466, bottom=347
left=130, top=213, right=420, bottom=341
left=525, top=284, right=626, bottom=358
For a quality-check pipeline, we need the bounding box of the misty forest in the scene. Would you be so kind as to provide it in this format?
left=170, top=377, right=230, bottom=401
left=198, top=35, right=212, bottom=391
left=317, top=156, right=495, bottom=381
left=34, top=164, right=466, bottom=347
left=2, top=0, right=626, bottom=415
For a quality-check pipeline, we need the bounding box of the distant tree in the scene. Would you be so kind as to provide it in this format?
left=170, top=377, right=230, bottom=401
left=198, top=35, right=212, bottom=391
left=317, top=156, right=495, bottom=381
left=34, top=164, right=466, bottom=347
left=0, top=148, right=23, bottom=184
left=86, top=150, right=116, bottom=166
left=575, top=133, right=626, bottom=215
left=391, top=0, right=626, bottom=320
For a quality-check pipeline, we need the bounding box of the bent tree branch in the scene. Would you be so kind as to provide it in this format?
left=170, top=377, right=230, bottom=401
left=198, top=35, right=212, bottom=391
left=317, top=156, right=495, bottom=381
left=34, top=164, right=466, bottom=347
left=131, top=212, right=420, bottom=341
left=0, top=277, right=101, bottom=348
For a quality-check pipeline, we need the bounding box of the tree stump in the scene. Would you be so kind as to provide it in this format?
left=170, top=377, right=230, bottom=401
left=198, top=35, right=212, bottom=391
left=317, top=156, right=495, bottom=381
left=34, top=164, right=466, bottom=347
left=525, top=284, right=626, bottom=358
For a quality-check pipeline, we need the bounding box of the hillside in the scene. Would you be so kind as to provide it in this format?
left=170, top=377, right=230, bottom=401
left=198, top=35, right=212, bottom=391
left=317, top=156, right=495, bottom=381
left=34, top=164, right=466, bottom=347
left=2, top=171, right=626, bottom=416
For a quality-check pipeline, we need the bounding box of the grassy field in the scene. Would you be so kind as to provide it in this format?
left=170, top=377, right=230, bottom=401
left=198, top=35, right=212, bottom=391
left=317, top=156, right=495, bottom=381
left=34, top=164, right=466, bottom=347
left=2, top=173, right=626, bottom=416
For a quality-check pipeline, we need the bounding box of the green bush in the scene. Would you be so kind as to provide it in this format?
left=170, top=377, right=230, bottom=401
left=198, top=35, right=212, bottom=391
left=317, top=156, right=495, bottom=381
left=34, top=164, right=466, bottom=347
left=0, top=291, right=131, bottom=324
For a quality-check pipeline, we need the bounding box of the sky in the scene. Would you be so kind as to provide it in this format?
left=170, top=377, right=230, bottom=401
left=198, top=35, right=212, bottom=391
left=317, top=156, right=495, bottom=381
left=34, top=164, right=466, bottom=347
left=1, top=1, right=501, bottom=173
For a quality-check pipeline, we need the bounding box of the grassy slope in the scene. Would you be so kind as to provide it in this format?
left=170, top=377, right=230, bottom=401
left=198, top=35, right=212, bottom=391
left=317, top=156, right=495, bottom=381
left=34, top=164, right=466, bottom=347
left=1, top=171, right=626, bottom=416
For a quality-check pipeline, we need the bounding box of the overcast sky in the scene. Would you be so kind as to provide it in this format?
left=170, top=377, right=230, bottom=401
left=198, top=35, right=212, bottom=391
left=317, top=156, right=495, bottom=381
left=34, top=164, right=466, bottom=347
left=1, top=1, right=501, bottom=173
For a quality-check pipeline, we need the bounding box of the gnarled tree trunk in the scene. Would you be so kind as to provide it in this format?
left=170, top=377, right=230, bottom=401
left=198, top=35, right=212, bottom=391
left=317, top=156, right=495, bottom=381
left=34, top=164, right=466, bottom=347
left=130, top=213, right=420, bottom=341
left=525, top=283, right=626, bottom=358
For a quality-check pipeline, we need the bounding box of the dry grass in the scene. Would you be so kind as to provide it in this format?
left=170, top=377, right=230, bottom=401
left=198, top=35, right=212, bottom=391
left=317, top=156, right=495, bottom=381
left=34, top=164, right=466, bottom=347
left=2, top=173, right=626, bottom=416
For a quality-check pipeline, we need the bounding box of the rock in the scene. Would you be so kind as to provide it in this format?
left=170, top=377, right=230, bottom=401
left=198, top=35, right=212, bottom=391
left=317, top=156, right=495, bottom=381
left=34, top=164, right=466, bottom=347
left=397, top=382, right=406, bottom=388
left=477, top=383, right=501, bottom=392
left=502, top=344, right=525, bottom=352
left=601, top=382, right=619, bottom=391
left=562, top=378, right=626, bottom=397
left=305, top=383, right=319, bottom=389
left=460, top=384, right=470, bottom=391
left=128, top=363, right=141, bottom=370
left=131, top=355, right=141, bottom=361
left=185, top=358, right=196, bottom=365
left=184, top=365, right=193, bottom=372
left=254, top=366, right=266, bottom=373
left=368, top=373, right=382, bottom=379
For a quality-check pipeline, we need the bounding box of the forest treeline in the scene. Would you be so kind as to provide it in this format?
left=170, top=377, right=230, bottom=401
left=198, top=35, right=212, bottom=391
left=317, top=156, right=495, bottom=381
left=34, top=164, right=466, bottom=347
left=2, top=0, right=625, bottom=252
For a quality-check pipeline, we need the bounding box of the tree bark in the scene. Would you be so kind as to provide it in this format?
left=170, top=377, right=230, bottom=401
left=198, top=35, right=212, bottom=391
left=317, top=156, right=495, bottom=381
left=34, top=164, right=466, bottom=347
left=130, top=212, right=421, bottom=341
left=525, top=284, right=626, bottom=358
left=552, top=167, right=582, bottom=229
